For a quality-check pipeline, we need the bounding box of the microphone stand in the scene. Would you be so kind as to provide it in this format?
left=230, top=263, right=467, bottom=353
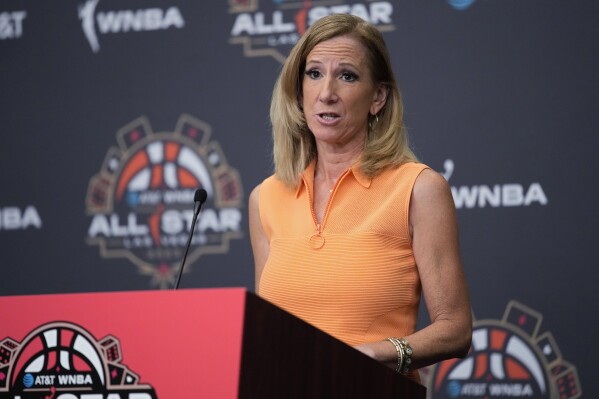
left=173, top=188, right=207, bottom=289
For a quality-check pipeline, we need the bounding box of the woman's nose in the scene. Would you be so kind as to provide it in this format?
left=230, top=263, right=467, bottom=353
left=319, top=77, right=338, bottom=103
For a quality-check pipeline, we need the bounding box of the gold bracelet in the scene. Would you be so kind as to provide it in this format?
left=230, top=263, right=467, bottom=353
left=386, top=337, right=403, bottom=373
left=397, top=338, right=413, bottom=374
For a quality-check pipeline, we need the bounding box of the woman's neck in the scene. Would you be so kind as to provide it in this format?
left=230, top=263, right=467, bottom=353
left=314, top=142, right=363, bottom=186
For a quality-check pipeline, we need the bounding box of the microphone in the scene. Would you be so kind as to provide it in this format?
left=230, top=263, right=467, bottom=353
left=173, top=188, right=208, bottom=289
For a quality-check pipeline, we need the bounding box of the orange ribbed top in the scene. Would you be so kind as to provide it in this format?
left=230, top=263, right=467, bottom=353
left=258, top=161, right=428, bottom=347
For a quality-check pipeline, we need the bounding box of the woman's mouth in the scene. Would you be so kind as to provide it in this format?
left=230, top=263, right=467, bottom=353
left=318, top=113, right=339, bottom=121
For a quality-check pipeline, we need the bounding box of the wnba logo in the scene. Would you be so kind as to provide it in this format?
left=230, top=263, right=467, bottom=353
left=85, top=114, right=244, bottom=288
left=425, top=301, right=581, bottom=398
left=0, top=322, right=156, bottom=398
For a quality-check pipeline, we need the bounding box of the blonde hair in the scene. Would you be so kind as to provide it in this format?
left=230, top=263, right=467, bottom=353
left=270, top=13, right=417, bottom=187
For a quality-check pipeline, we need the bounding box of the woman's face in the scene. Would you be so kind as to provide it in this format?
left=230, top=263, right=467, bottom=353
left=301, top=35, right=387, bottom=150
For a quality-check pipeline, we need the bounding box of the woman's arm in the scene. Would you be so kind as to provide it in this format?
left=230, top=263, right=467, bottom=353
left=355, top=169, right=472, bottom=370
left=249, top=184, right=270, bottom=292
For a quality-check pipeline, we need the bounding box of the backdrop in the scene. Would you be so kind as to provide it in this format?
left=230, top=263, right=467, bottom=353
left=1, top=1, right=597, bottom=397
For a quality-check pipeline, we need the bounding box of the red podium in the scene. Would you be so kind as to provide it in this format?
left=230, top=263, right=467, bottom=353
left=0, top=288, right=425, bottom=398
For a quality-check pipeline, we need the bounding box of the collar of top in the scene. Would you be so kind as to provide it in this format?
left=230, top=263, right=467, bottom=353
left=295, top=159, right=372, bottom=198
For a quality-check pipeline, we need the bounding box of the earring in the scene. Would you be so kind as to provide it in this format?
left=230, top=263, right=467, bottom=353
left=368, top=113, right=379, bottom=131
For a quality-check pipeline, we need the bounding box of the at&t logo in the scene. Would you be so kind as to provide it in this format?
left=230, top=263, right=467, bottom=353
left=85, top=114, right=244, bottom=288
left=446, top=0, right=477, bottom=10
left=0, top=11, right=26, bottom=40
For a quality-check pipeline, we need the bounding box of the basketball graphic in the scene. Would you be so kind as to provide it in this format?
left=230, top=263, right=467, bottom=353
left=424, top=301, right=581, bottom=398
left=115, top=141, right=212, bottom=204
left=85, top=115, right=244, bottom=288
left=11, top=325, right=105, bottom=391
left=0, top=322, right=156, bottom=398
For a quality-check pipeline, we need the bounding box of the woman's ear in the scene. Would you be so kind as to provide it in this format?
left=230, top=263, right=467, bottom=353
left=370, top=84, right=388, bottom=115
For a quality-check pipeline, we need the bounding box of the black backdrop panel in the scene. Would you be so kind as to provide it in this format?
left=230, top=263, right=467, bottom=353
left=1, top=1, right=596, bottom=397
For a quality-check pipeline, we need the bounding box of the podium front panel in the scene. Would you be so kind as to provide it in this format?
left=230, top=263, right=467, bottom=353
left=0, top=288, right=247, bottom=398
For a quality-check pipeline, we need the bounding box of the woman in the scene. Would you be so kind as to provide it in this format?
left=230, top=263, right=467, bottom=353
left=249, top=14, right=472, bottom=380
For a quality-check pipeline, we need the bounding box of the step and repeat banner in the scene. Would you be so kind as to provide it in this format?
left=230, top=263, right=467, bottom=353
left=1, top=1, right=597, bottom=397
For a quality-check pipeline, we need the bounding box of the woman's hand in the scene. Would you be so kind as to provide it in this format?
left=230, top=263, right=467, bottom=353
left=354, top=341, right=398, bottom=370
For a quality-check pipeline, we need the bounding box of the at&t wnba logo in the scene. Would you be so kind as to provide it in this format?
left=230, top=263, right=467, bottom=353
left=424, top=301, right=581, bottom=398
left=0, top=322, right=156, bottom=398
left=85, top=114, right=244, bottom=288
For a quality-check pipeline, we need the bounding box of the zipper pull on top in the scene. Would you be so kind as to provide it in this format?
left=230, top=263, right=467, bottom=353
left=309, top=223, right=325, bottom=249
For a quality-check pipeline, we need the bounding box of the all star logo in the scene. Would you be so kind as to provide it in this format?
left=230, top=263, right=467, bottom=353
left=85, top=114, right=244, bottom=288
left=422, top=301, right=582, bottom=398
left=228, top=0, right=396, bottom=63
left=0, top=322, right=156, bottom=398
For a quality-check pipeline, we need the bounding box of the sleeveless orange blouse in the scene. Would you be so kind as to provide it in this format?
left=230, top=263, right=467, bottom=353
left=258, top=161, right=429, bottom=347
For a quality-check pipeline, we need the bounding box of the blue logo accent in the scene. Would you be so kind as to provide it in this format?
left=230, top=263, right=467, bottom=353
left=23, top=373, right=34, bottom=388
left=447, top=0, right=477, bottom=10
left=447, top=380, right=462, bottom=398
left=126, top=191, right=140, bottom=207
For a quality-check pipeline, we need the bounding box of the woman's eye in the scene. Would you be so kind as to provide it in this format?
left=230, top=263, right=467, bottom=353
left=305, top=69, right=321, bottom=79
left=341, top=72, right=358, bottom=82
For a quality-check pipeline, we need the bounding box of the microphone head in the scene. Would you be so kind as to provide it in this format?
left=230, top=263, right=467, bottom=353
left=194, top=188, right=208, bottom=204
